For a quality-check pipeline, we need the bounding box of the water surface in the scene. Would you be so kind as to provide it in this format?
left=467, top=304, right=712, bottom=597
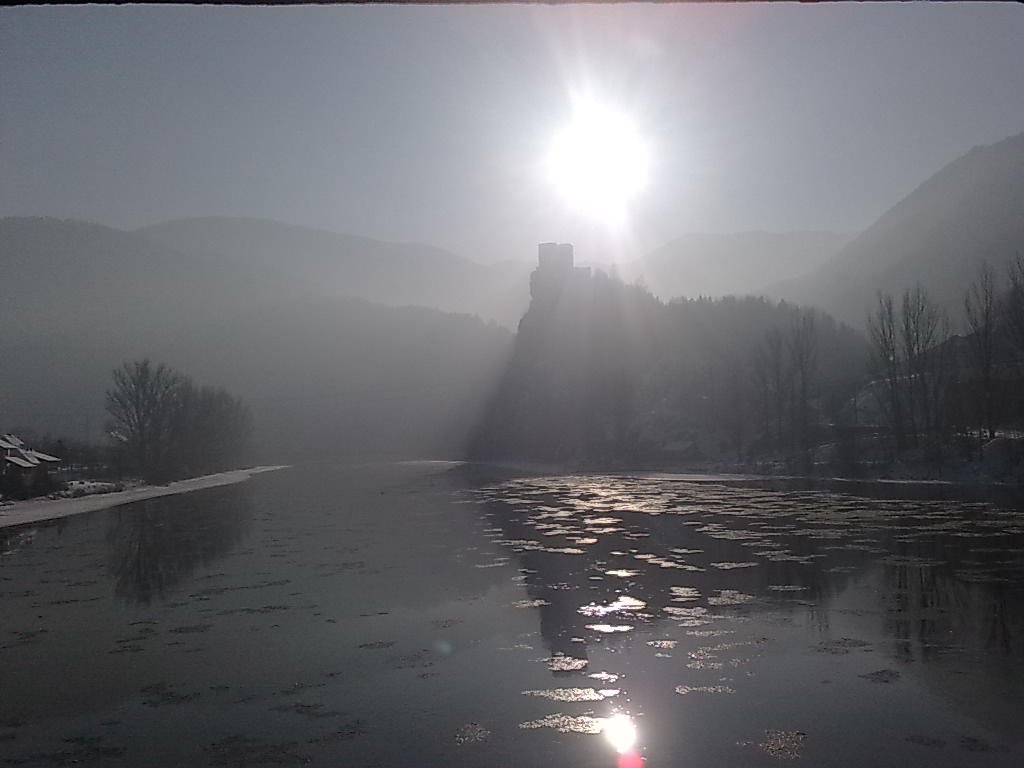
left=2, top=463, right=1022, bottom=766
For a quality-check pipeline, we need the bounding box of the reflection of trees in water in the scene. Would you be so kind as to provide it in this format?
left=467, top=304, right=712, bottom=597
left=476, top=475, right=1024, bottom=665
left=478, top=489, right=857, bottom=658
left=0, top=527, right=37, bottom=556
left=106, top=486, right=252, bottom=604
left=882, top=544, right=1024, bottom=660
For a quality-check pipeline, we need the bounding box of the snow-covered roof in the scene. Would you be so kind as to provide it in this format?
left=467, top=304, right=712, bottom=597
left=0, top=433, right=61, bottom=467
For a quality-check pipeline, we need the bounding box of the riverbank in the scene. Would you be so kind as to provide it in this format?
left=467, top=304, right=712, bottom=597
left=0, top=465, right=288, bottom=529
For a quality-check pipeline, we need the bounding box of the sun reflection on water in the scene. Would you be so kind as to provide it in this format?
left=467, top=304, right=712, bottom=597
left=602, top=712, right=637, bottom=753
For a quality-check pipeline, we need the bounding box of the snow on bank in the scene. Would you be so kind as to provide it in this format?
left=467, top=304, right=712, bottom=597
left=0, top=466, right=288, bottom=530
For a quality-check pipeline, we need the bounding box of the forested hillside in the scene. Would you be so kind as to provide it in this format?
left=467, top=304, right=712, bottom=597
left=471, top=259, right=868, bottom=467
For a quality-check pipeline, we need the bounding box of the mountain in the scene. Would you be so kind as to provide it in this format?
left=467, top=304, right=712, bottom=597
left=618, top=231, right=849, bottom=301
left=1, top=217, right=512, bottom=458
left=764, top=131, right=1024, bottom=327
left=137, top=217, right=532, bottom=326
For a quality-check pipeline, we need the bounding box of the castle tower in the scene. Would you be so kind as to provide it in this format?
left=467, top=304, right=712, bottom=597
left=531, top=242, right=575, bottom=303
left=538, top=242, right=574, bottom=275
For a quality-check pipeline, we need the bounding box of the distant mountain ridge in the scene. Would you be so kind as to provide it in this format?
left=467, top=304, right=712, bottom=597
left=137, top=217, right=532, bottom=326
left=0, top=217, right=512, bottom=457
left=620, top=231, right=850, bottom=301
left=764, top=130, right=1024, bottom=326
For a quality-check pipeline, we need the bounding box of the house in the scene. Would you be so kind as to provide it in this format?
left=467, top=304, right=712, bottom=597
left=0, top=433, right=61, bottom=497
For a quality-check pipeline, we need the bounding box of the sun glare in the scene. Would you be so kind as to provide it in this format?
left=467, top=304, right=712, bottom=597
left=602, top=712, right=638, bottom=754
left=546, top=100, right=651, bottom=230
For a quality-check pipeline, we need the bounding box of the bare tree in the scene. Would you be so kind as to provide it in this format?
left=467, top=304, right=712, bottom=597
left=106, top=359, right=187, bottom=481
left=964, top=262, right=1000, bottom=440
left=900, top=284, right=944, bottom=439
left=171, top=384, right=253, bottom=475
left=868, top=292, right=905, bottom=452
left=711, top=354, right=754, bottom=463
left=1005, top=253, right=1024, bottom=364
left=925, top=312, right=953, bottom=440
left=753, top=327, right=789, bottom=449
left=787, top=309, right=818, bottom=461
left=106, top=360, right=252, bottom=482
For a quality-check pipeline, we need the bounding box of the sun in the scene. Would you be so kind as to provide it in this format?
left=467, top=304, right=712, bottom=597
left=545, top=100, right=651, bottom=229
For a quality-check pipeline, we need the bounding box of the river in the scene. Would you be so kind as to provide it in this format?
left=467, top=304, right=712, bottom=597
left=1, top=462, right=1022, bottom=766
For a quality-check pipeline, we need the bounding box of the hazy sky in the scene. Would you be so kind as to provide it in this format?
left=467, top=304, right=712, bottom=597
left=3, top=4, right=1023, bottom=263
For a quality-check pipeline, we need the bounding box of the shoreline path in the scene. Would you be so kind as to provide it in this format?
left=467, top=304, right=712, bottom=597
left=0, top=466, right=288, bottom=530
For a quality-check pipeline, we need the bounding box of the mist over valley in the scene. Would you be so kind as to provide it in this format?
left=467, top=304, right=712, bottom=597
left=3, top=6, right=1024, bottom=768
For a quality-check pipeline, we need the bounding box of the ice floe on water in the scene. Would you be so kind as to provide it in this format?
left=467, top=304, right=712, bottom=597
left=758, top=730, right=807, bottom=759
left=454, top=723, right=490, bottom=744
left=669, top=586, right=700, bottom=601
left=577, top=595, right=645, bottom=617
left=511, top=598, right=550, bottom=608
left=707, top=589, right=756, bottom=605
left=546, top=654, right=589, bottom=672
left=686, top=628, right=735, bottom=637
left=541, top=546, right=586, bottom=555
left=646, top=639, right=677, bottom=649
left=521, top=687, right=609, bottom=702
left=686, top=659, right=723, bottom=669
left=709, top=561, right=759, bottom=570
left=675, top=684, right=735, bottom=695
left=662, top=605, right=708, bottom=618
left=585, top=624, right=633, bottom=633
left=519, top=714, right=605, bottom=734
